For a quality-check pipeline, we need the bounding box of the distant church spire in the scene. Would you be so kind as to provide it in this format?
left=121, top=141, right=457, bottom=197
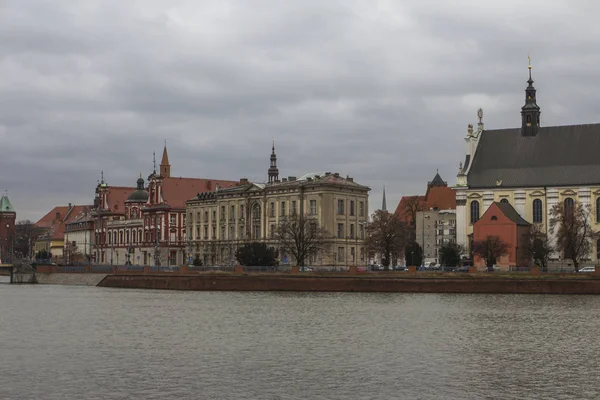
left=521, top=55, right=541, bottom=137
left=160, top=141, right=171, bottom=178
left=268, top=140, right=279, bottom=183
left=382, top=185, right=387, bottom=211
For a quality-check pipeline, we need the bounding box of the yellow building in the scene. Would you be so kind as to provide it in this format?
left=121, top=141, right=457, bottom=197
left=454, top=67, right=600, bottom=263
left=186, top=145, right=369, bottom=266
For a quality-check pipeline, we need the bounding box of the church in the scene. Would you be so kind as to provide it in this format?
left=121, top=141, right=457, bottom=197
left=454, top=64, right=600, bottom=263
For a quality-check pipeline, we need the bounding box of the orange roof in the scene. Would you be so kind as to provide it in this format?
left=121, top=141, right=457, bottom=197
left=424, top=186, right=456, bottom=210
left=105, top=186, right=135, bottom=214
left=394, top=195, right=426, bottom=225
left=35, top=205, right=93, bottom=239
left=162, top=177, right=238, bottom=209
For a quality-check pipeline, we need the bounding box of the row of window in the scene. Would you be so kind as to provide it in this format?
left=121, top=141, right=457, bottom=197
left=101, top=228, right=180, bottom=245
left=470, top=197, right=600, bottom=224
left=337, top=199, right=365, bottom=217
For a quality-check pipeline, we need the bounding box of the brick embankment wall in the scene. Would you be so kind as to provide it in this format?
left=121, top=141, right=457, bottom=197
left=97, top=274, right=600, bottom=294
left=36, top=273, right=109, bottom=286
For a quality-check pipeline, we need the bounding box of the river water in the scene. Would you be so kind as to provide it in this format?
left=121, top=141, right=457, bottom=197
left=1, top=278, right=600, bottom=400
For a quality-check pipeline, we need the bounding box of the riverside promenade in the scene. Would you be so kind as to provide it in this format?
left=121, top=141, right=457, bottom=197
left=29, top=264, right=600, bottom=294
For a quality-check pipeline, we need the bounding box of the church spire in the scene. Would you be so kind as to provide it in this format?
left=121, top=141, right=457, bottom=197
left=521, top=56, right=541, bottom=137
left=160, top=141, right=171, bottom=178
left=268, top=140, right=279, bottom=183
left=382, top=185, right=387, bottom=211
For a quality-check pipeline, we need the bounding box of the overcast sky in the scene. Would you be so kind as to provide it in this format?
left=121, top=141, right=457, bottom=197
left=2, top=0, right=600, bottom=222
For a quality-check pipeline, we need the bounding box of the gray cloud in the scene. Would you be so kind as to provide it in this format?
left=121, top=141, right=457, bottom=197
left=1, top=0, right=600, bottom=221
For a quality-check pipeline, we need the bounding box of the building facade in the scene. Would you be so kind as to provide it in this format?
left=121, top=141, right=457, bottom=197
left=454, top=65, right=600, bottom=263
left=415, top=208, right=456, bottom=265
left=0, top=194, right=16, bottom=263
left=92, top=145, right=237, bottom=266
left=187, top=147, right=370, bottom=267
left=64, top=210, right=94, bottom=264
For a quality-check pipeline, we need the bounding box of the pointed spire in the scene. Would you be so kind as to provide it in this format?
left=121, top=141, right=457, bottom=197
left=160, top=141, right=171, bottom=178
left=153, top=152, right=156, bottom=174
left=382, top=185, right=387, bottom=211
left=268, top=140, right=279, bottom=183
left=521, top=55, right=541, bottom=137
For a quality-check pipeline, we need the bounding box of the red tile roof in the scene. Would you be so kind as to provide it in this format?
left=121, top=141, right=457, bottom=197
left=394, top=187, right=456, bottom=225
left=35, top=205, right=93, bottom=240
left=162, top=177, right=238, bottom=209
left=394, top=195, right=426, bottom=225
left=105, top=186, right=135, bottom=214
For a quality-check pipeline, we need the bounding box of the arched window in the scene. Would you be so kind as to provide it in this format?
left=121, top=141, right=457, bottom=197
left=596, top=197, right=600, bottom=223
left=113, top=232, right=117, bottom=244
left=126, top=231, right=130, bottom=244
left=119, top=231, right=123, bottom=244
left=470, top=201, right=480, bottom=224
left=526, top=115, right=531, bottom=123
left=564, top=197, right=574, bottom=215
left=252, top=203, right=261, bottom=239
left=132, top=230, right=137, bottom=244
left=532, top=199, right=543, bottom=223
left=500, top=199, right=509, bottom=204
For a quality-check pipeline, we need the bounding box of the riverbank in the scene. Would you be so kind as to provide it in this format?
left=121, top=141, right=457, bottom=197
left=97, top=273, right=600, bottom=294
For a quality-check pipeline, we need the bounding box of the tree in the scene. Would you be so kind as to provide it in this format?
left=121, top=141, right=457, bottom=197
left=192, top=255, right=203, bottom=266
left=472, top=236, right=509, bottom=272
left=235, top=242, right=277, bottom=266
left=404, top=241, right=423, bottom=267
left=439, top=243, right=463, bottom=268
left=522, top=225, right=552, bottom=271
left=401, top=196, right=423, bottom=242
left=365, top=210, right=407, bottom=269
left=550, top=201, right=594, bottom=272
left=14, top=220, right=34, bottom=258
left=274, top=214, right=328, bottom=267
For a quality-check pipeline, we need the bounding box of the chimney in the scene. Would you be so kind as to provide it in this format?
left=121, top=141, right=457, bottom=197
left=55, top=212, right=61, bottom=220
left=282, top=178, right=288, bottom=182
left=206, top=180, right=212, bottom=190
left=347, top=177, right=354, bottom=182
left=68, top=202, right=72, bottom=208
left=288, top=176, right=296, bottom=181
left=333, top=173, right=340, bottom=178
left=240, top=178, right=249, bottom=185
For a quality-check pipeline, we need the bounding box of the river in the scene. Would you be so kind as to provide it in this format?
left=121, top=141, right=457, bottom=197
left=1, top=278, right=599, bottom=399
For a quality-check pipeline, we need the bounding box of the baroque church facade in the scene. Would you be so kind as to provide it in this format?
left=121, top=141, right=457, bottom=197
left=454, top=65, right=600, bottom=263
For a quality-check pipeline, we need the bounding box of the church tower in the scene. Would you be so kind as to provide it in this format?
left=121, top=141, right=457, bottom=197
left=268, top=141, right=279, bottom=183
left=160, top=142, right=171, bottom=178
left=0, top=192, right=16, bottom=263
left=521, top=58, right=541, bottom=137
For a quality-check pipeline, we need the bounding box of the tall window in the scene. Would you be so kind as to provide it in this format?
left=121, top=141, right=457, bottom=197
left=270, top=202, right=275, bottom=217
left=230, top=205, right=235, bottom=219
left=291, top=201, right=297, bottom=216
left=564, top=197, right=574, bottom=216
left=596, top=198, right=600, bottom=223
left=470, top=201, right=480, bottom=224
left=310, top=200, right=317, bottom=215
left=252, top=204, right=261, bottom=239
left=281, top=201, right=286, bottom=216
left=337, top=223, right=344, bottom=239
left=350, top=224, right=355, bottom=239
left=337, top=199, right=345, bottom=215
left=532, top=199, right=543, bottom=223
left=359, top=201, right=365, bottom=217
left=350, top=200, right=355, bottom=216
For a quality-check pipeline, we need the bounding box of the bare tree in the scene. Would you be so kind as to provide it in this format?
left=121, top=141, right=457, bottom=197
left=402, top=196, right=423, bottom=229
left=522, top=224, right=552, bottom=272
left=472, top=236, right=509, bottom=272
left=15, top=220, right=34, bottom=259
left=274, top=214, right=328, bottom=267
left=365, top=210, right=407, bottom=269
left=550, top=201, right=594, bottom=272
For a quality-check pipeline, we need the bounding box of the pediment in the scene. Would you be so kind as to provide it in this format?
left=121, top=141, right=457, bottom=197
left=560, top=189, right=577, bottom=196
left=529, top=190, right=545, bottom=197
left=467, top=192, right=483, bottom=199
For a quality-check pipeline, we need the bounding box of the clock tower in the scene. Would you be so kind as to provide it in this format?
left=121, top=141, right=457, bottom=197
left=521, top=59, right=541, bottom=137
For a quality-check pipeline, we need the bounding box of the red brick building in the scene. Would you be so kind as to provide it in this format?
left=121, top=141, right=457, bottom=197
left=0, top=193, right=16, bottom=263
left=92, top=145, right=237, bottom=266
left=473, top=201, right=531, bottom=270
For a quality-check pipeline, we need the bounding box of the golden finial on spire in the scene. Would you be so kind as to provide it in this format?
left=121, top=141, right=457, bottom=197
left=528, top=53, right=532, bottom=70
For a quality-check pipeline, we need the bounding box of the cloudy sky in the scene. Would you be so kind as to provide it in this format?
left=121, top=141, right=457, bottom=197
left=2, top=0, right=600, bottom=222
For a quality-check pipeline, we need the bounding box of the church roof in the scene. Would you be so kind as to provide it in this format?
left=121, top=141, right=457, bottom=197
left=428, top=172, right=447, bottom=188
left=467, top=123, right=600, bottom=188
left=161, top=146, right=170, bottom=166
left=0, top=195, right=14, bottom=213
left=492, top=202, right=530, bottom=226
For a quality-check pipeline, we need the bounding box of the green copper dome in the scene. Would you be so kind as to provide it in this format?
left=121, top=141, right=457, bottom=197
left=0, top=195, right=14, bottom=213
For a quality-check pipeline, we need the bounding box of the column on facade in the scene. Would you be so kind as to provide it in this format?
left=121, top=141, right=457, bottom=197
left=514, top=190, right=526, bottom=219
left=483, top=191, right=494, bottom=212
left=455, top=190, right=467, bottom=249
left=546, top=188, right=559, bottom=259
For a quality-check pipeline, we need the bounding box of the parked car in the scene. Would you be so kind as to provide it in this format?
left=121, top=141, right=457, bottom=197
left=579, top=267, right=596, bottom=273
